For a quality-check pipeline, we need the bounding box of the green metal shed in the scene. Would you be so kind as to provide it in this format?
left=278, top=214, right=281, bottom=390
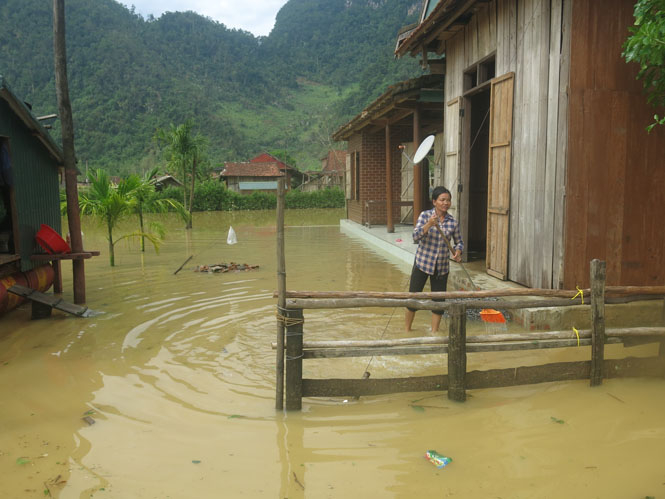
left=0, top=76, right=64, bottom=275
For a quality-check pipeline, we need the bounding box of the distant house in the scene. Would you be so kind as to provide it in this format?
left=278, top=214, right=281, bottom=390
left=298, top=150, right=347, bottom=192
left=219, top=152, right=299, bottom=194
left=153, top=174, right=182, bottom=191
left=0, top=76, right=63, bottom=276
left=321, top=150, right=346, bottom=189
left=219, top=161, right=285, bottom=194
left=249, top=152, right=298, bottom=187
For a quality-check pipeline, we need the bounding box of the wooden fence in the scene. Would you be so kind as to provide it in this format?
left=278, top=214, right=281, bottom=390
left=274, top=260, right=665, bottom=410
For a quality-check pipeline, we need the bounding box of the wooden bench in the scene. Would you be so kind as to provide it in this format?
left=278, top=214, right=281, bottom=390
left=30, top=251, right=100, bottom=293
left=7, top=284, right=89, bottom=319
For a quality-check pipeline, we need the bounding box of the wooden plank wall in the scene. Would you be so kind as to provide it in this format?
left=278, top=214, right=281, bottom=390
left=443, top=0, right=568, bottom=288
left=564, top=0, right=665, bottom=288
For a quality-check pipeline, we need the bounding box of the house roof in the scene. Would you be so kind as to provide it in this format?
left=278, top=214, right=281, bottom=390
left=154, top=174, right=183, bottom=187
left=250, top=152, right=296, bottom=172
left=395, top=0, right=481, bottom=57
left=0, top=76, right=63, bottom=164
left=322, top=150, right=346, bottom=174
left=332, top=74, right=445, bottom=142
left=220, top=162, right=285, bottom=177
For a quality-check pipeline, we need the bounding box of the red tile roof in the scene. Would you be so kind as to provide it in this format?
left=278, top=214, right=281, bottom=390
left=220, top=162, right=284, bottom=177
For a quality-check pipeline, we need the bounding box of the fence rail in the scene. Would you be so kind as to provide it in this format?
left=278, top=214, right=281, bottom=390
left=275, top=260, right=665, bottom=410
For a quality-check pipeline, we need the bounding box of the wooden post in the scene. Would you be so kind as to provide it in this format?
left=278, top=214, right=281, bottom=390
left=385, top=124, right=394, bottom=233
left=53, top=0, right=85, bottom=304
left=590, top=259, right=606, bottom=386
left=447, top=303, right=467, bottom=401
left=659, top=298, right=665, bottom=360
left=52, top=260, right=62, bottom=294
left=275, top=178, right=286, bottom=410
left=412, top=105, right=422, bottom=225
left=285, top=308, right=304, bottom=411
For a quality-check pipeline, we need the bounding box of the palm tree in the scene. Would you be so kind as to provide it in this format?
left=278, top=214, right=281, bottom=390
left=78, top=169, right=161, bottom=266
left=125, top=168, right=189, bottom=252
left=155, top=120, right=207, bottom=229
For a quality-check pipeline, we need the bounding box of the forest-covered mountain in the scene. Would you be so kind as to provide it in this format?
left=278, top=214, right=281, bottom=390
left=0, top=0, right=424, bottom=174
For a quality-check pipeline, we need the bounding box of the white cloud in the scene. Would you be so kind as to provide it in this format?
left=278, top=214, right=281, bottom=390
left=120, top=0, right=287, bottom=36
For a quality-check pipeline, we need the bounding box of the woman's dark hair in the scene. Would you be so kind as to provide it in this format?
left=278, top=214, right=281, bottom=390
left=431, top=186, right=451, bottom=202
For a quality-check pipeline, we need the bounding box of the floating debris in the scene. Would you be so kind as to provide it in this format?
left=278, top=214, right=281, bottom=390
left=195, top=262, right=259, bottom=273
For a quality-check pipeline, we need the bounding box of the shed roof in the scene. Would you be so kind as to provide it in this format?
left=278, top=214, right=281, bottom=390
left=220, top=162, right=285, bottom=177
left=332, top=74, right=444, bottom=142
left=395, top=0, right=481, bottom=57
left=0, top=76, right=63, bottom=164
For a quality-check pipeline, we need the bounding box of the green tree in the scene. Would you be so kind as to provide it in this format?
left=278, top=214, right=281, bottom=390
left=623, top=0, right=665, bottom=131
left=77, top=169, right=162, bottom=266
left=124, top=167, right=189, bottom=251
left=155, top=120, right=207, bottom=228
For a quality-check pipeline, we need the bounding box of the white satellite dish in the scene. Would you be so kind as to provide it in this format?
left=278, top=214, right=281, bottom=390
left=413, top=134, right=435, bottom=164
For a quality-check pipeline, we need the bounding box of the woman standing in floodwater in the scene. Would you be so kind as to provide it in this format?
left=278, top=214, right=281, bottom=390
left=405, top=186, right=463, bottom=333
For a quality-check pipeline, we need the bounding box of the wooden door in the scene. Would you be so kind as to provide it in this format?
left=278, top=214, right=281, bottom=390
left=486, top=72, right=514, bottom=279
left=444, top=97, right=462, bottom=220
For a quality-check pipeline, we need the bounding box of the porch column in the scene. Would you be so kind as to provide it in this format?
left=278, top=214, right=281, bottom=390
left=385, top=124, right=394, bottom=233
left=412, top=105, right=423, bottom=225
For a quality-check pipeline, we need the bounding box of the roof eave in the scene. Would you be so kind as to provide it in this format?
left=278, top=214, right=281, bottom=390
left=0, top=76, right=64, bottom=165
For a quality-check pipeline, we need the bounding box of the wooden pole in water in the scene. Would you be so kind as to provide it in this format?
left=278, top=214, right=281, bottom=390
left=447, top=302, right=467, bottom=401
left=285, top=308, right=304, bottom=411
left=590, top=259, right=606, bottom=386
left=275, top=177, right=286, bottom=410
left=54, top=0, right=86, bottom=304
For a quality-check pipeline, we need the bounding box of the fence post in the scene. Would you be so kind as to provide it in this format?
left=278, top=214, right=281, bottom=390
left=590, top=259, right=606, bottom=386
left=285, top=308, right=304, bottom=410
left=448, top=303, right=467, bottom=402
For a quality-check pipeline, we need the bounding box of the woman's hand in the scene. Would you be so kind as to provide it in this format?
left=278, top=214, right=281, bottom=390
left=452, top=250, right=462, bottom=263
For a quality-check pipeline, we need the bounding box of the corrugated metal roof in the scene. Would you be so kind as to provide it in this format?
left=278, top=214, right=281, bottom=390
left=0, top=76, right=63, bottom=165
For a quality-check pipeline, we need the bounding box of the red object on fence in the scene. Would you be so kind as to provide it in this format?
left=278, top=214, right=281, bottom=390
left=35, top=224, right=71, bottom=254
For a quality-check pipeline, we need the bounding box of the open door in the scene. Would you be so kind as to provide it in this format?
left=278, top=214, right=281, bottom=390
left=486, top=72, right=514, bottom=280
left=444, top=97, right=462, bottom=223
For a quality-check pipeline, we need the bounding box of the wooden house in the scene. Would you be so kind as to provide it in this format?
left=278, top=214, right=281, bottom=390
left=0, top=77, right=63, bottom=277
left=332, top=74, right=445, bottom=230
left=385, top=0, right=664, bottom=290
left=298, top=151, right=347, bottom=192
left=320, top=150, right=346, bottom=189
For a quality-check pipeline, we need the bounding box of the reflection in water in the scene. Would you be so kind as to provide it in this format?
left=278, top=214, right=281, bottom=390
left=0, top=210, right=663, bottom=498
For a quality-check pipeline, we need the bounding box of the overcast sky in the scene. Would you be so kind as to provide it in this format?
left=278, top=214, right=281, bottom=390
left=119, top=0, right=288, bottom=36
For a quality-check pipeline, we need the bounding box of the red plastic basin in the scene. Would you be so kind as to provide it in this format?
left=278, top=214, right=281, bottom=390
left=35, top=224, right=71, bottom=254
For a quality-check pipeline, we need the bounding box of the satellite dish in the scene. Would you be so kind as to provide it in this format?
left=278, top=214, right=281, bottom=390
left=413, top=135, right=435, bottom=164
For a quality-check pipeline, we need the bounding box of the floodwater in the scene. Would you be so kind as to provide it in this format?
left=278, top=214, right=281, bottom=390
left=1, top=210, right=664, bottom=499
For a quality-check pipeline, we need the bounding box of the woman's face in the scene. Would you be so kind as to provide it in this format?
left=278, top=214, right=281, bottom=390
left=433, top=192, right=452, bottom=214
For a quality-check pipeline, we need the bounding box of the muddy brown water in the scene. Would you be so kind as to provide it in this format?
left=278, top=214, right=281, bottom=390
left=1, top=210, right=664, bottom=498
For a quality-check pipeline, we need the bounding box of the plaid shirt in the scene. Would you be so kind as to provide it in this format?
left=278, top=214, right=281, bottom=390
left=413, top=208, right=464, bottom=276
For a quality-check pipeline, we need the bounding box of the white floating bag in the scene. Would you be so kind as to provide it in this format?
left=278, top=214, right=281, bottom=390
left=227, top=226, right=238, bottom=245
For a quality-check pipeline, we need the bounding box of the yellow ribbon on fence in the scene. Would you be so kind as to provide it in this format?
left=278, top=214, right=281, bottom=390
left=572, top=327, right=580, bottom=347
left=571, top=285, right=584, bottom=304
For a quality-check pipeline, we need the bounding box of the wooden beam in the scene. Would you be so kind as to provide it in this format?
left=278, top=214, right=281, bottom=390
left=301, top=357, right=665, bottom=398
left=413, top=104, right=422, bottom=224
left=385, top=123, right=394, bottom=233
left=590, top=259, right=606, bottom=386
